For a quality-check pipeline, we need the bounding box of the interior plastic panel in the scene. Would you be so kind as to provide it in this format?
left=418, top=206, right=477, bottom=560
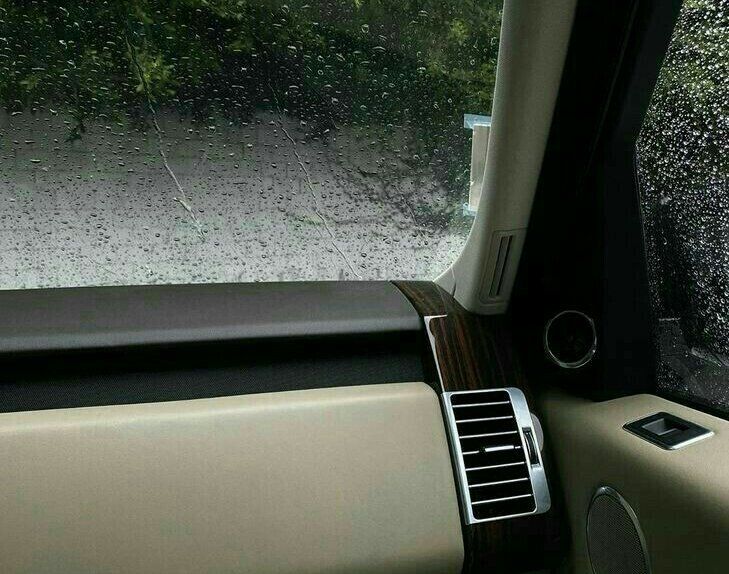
left=0, top=382, right=463, bottom=574
left=540, top=390, right=729, bottom=574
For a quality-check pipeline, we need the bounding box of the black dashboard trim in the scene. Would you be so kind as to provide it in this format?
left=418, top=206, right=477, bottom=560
left=0, top=281, right=420, bottom=354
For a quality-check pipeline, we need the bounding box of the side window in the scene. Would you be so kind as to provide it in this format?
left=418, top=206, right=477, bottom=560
left=637, top=0, right=728, bottom=413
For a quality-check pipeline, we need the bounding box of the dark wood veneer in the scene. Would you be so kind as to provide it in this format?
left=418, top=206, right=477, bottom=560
left=395, top=281, right=530, bottom=394
left=394, top=280, right=567, bottom=574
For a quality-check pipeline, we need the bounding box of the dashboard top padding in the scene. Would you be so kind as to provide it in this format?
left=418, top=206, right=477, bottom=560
left=0, top=281, right=421, bottom=353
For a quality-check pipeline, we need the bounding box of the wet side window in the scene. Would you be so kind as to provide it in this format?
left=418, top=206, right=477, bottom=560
left=0, top=1, right=502, bottom=287
left=637, top=0, right=729, bottom=413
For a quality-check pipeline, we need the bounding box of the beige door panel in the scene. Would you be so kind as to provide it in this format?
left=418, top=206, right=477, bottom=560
left=0, top=382, right=463, bottom=574
left=540, top=390, right=729, bottom=574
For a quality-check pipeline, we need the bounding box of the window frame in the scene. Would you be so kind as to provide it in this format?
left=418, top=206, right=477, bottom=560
left=510, top=0, right=721, bottom=413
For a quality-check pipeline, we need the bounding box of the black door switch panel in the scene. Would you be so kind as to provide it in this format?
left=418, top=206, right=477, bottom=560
left=624, top=412, right=712, bottom=450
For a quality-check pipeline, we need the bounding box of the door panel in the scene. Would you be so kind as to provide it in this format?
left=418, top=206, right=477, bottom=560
left=0, top=383, right=463, bottom=574
left=540, top=390, right=729, bottom=574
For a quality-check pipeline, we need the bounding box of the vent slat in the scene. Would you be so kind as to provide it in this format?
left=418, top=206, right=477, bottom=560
left=468, top=477, right=529, bottom=488
left=472, top=496, right=536, bottom=521
left=450, top=390, right=510, bottom=406
left=469, top=478, right=533, bottom=502
left=459, top=432, right=522, bottom=453
left=465, top=461, right=525, bottom=472
left=462, top=445, right=518, bottom=455
left=456, top=418, right=518, bottom=436
left=452, top=401, right=511, bottom=408
left=472, top=493, right=533, bottom=506
left=466, top=465, right=530, bottom=487
left=456, top=415, right=514, bottom=423
left=459, top=431, right=518, bottom=439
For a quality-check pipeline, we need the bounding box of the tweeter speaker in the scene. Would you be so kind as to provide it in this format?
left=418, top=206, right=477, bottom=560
left=587, top=486, right=650, bottom=574
left=544, top=310, right=597, bottom=369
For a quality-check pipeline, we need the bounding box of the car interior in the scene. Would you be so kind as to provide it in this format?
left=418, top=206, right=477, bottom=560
left=1, top=0, right=727, bottom=573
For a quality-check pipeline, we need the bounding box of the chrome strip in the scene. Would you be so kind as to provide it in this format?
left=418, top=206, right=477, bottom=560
left=457, top=415, right=514, bottom=423
left=460, top=431, right=518, bottom=439
left=457, top=415, right=514, bottom=422
left=468, top=477, right=529, bottom=488
left=462, top=445, right=518, bottom=455
left=472, top=494, right=533, bottom=506
left=424, top=315, right=448, bottom=393
left=452, top=401, right=511, bottom=408
left=465, top=461, right=524, bottom=472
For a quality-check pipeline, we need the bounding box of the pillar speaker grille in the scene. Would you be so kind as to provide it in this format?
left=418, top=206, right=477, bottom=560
left=587, top=486, right=650, bottom=574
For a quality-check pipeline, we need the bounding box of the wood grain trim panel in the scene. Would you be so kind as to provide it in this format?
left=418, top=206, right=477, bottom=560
left=395, top=281, right=529, bottom=395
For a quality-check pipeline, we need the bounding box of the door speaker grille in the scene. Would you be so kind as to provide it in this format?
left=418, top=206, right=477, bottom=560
left=587, top=486, right=650, bottom=574
left=442, top=388, right=551, bottom=524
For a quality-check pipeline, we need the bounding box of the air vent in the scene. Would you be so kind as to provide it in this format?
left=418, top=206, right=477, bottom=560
left=442, top=388, right=551, bottom=524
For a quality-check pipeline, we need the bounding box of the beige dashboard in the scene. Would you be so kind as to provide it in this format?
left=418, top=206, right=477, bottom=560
left=0, top=382, right=463, bottom=574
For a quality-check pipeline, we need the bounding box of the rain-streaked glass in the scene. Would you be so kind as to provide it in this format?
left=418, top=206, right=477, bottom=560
left=0, top=1, right=502, bottom=287
left=637, top=0, right=729, bottom=412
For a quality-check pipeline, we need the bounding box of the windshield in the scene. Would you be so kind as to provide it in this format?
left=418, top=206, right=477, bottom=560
left=0, top=0, right=503, bottom=288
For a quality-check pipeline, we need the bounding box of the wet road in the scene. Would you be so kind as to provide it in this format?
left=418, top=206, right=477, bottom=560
left=0, top=111, right=471, bottom=288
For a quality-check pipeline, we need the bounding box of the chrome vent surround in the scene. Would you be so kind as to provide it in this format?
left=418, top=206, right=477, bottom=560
left=442, top=388, right=551, bottom=524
